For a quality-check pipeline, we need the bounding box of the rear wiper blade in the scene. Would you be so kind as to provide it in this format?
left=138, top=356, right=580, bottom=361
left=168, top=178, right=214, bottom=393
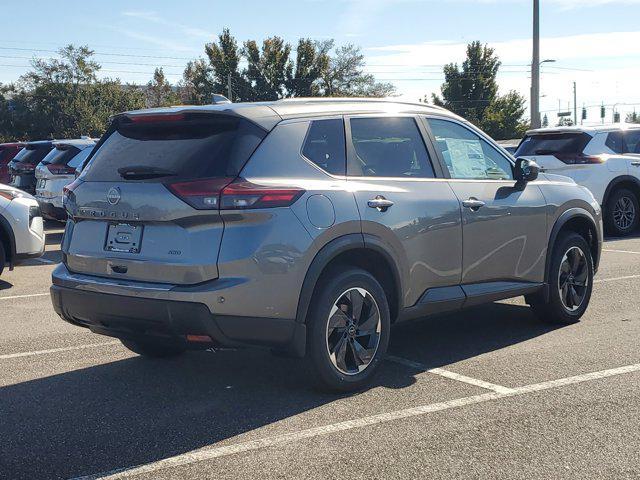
left=117, top=166, right=177, bottom=179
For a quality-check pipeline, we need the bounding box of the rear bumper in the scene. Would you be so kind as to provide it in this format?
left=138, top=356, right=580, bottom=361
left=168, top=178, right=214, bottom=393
left=50, top=284, right=305, bottom=354
left=37, top=200, right=66, bottom=220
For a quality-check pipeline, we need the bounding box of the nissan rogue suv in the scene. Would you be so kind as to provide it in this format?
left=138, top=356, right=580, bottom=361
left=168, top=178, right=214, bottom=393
left=51, top=99, right=602, bottom=391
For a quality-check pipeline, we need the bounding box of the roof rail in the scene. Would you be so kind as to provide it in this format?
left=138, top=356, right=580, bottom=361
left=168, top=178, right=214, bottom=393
left=276, top=97, right=445, bottom=110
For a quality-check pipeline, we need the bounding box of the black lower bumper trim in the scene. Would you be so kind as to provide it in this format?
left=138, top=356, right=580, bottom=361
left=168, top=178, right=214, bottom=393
left=38, top=202, right=66, bottom=221
left=50, top=285, right=303, bottom=352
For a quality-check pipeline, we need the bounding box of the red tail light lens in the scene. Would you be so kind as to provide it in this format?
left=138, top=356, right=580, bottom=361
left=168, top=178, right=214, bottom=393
left=47, top=164, right=76, bottom=175
left=63, top=178, right=83, bottom=198
left=166, top=178, right=305, bottom=210
left=166, top=177, right=234, bottom=210
left=554, top=153, right=605, bottom=164
left=220, top=179, right=305, bottom=209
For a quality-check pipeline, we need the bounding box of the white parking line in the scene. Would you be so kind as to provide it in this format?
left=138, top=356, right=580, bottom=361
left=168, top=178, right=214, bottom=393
left=595, top=274, right=640, bottom=283
left=0, top=292, right=50, bottom=301
left=386, top=355, right=515, bottom=394
left=71, top=362, right=640, bottom=480
left=603, top=248, right=640, bottom=255
left=0, top=341, right=119, bottom=360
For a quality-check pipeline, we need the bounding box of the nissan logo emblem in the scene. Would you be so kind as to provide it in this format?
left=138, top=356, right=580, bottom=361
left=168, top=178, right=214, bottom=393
left=107, top=187, right=121, bottom=205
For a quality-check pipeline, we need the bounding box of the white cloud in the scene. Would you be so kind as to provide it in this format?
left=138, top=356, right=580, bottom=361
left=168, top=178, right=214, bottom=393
left=121, top=10, right=212, bottom=39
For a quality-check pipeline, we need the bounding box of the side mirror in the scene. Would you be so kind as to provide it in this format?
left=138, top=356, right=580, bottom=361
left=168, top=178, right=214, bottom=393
left=514, top=158, right=540, bottom=184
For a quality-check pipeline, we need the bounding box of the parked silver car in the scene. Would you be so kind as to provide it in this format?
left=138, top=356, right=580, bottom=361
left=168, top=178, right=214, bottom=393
left=35, top=138, right=96, bottom=220
left=51, top=99, right=602, bottom=391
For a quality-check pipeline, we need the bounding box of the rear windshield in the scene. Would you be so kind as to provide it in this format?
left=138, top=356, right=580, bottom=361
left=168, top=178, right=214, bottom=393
left=515, top=132, right=592, bottom=157
left=81, top=114, right=266, bottom=182
left=12, top=146, right=52, bottom=165
left=41, top=146, right=81, bottom=165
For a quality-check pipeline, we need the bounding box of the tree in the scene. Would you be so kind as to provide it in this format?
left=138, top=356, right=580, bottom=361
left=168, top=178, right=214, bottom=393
left=145, top=68, right=179, bottom=108
left=431, top=41, right=528, bottom=139
left=243, top=36, right=292, bottom=101
left=180, top=59, right=214, bottom=105
left=2, top=45, right=144, bottom=140
left=481, top=90, right=528, bottom=139
left=205, top=28, right=250, bottom=101
left=320, top=44, right=395, bottom=97
left=626, top=111, right=640, bottom=124
left=286, top=39, right=331, bottom=97
left=542, top=114, right=549, bottom=128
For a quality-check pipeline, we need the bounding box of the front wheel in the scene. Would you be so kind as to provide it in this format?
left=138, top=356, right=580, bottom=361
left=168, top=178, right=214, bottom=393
left=529, top=232, right=594, bottom=324
left=306, top=267, right=390, bottom=392
left=120, top=339, right=187, bottom=358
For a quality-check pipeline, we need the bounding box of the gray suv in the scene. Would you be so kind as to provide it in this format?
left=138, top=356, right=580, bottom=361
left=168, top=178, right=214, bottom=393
left=51, top=99, right=602, bottom=391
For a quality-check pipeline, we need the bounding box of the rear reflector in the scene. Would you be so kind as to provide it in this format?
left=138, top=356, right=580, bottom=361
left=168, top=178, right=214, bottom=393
left=166, top=177, right=305, bottom=210
left=186, top=334, right=212, bottom=343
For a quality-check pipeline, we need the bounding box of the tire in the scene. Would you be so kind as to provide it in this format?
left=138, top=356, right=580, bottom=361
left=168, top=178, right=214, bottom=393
left=605, top=188, right=639, bottom=236
left=306, top=267, right=390, bottom=392
left=0, top=241, right=5, bottom=277
left=120, top=339, right=187, bottom=358
left=529, top=232, right=594, bottom=324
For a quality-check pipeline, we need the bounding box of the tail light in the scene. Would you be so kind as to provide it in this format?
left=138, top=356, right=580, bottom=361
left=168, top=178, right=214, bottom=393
left=47, top=164, right=76, bottom=175
left=166, top=177, right=305, bottom=210
left=63, top=178, right=83, bottom=205
left=554, top=153, right=605, bottom=164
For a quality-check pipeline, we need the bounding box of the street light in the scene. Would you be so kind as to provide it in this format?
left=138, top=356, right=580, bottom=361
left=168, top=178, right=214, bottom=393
left=531, top=0, right=556, bottom=129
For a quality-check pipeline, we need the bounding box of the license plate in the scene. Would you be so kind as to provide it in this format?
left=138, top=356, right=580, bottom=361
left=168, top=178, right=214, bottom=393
left=104, top=223, right=143, bottom=253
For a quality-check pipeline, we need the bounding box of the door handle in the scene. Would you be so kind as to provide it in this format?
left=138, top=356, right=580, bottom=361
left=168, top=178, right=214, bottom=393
left=367, top=195, right=394, bottom=212
left=462, top=198, right=486, bottom=211
left=631, top=161, right=640, bottom=167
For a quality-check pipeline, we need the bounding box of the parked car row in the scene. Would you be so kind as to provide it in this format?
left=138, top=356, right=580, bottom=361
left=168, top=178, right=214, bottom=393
left=0, top=137, right=96, bottom=221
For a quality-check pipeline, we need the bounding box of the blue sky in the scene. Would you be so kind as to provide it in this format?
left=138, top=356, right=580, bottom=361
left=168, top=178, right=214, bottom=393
left=1, top=0, right=639, bottom=121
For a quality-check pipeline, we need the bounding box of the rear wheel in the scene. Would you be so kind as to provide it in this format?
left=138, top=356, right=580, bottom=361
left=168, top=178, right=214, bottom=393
left=120, top=339, right=187, bottom=358
left=529, top=232, right=593, bottom=324
left=306, top=267, right=390, bottom=392
left=605, top=188, right=639, bottom=236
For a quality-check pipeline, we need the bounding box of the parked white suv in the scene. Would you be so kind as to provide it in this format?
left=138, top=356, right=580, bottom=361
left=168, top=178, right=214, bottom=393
left=0, top=184, right=45, bottom=275
left=516, top=124, right=640, bottom=236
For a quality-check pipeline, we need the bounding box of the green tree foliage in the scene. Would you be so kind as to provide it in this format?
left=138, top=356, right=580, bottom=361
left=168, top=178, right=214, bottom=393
left=626, top=111, right=640, bottom=124
left=0, top=45, right=144, bottom=141
left=197, top=30, right=394, bottom=101
left=286, top=39, right=331, bottom=97
left=431, top=41, right=528, bottom=139
left=244, top=36, right=292, bottom=101
left=180, top=59, right=214, bottom=104
left=145, top=68, right=179, bottom=108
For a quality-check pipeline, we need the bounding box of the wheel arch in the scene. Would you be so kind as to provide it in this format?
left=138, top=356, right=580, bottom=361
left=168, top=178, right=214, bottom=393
left=545, top=208, right=600, bottom=297
left=0, top=214, right=16, bottom=268
left=295, top=234, right=403, bottom=328
left=602, top=175, right=640, bottom=208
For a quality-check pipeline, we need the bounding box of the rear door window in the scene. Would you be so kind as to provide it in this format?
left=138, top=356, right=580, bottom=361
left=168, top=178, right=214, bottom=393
left=348, top=117, right=435, bottom=178
left=69, top=147, right=93, bottom=169
left=623, top=130, right=640, bottom=154
left=82, top=114, right=266, bottom=182
left=301, top=119, right=346, bottom=176
left=515, top=133, right=592, bottom=157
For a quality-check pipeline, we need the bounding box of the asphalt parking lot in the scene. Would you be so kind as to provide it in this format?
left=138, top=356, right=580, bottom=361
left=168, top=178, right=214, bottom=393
left=1, top=223, right=639, bottom=480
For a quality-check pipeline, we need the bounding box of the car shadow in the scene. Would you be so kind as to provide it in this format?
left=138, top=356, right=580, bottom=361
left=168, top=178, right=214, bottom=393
left=0, top=279, right=13, bottom=291
left=45, top=231, right=63, bottom=246
left=0, top=302, right=562, bottom=479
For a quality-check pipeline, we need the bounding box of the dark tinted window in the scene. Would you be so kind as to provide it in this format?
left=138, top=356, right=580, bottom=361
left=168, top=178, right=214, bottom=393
left=82, top=115, right=266, bottom=182
left=302, top=119, right=346, bottom=175
left=428, top=118, right=513, bottom=180
left=607, top=130, right=640, bottom=154
left=515, top=132, right=591, bottom=156
left=349, top=117, right=434, bottom=178
left=41, top=146, right=81, bottom=165
left=12, top=146, right=52, bottom=165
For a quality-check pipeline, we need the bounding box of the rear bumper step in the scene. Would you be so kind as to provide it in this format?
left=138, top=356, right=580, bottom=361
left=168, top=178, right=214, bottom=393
left=50, top=285, right=304, bottom=353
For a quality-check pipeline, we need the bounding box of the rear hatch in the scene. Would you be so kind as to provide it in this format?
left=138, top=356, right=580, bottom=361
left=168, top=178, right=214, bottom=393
left=36, top=144, right=83, bottom=198
left=515, top=131, right=596, bottom=170
left=63, top=112, right=266, bottom=285
left=9, top=143, right=52, bottom=190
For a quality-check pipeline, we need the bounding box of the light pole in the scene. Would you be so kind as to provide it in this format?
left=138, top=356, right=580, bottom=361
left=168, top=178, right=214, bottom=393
left=531, top=0, right=540, bottom=128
